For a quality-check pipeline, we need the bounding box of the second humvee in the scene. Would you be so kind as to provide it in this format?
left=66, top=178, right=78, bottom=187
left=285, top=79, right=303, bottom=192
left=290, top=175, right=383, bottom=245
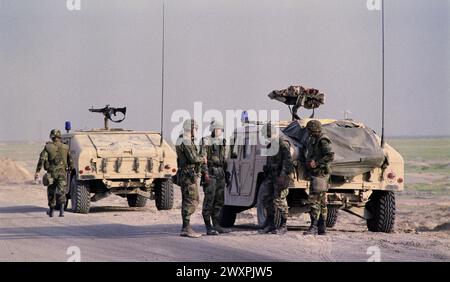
left=62, top=129, right=177, bottom=214
left=220, top=118, right=404, bottom=233
left=60, top=106, right=177, bottom=214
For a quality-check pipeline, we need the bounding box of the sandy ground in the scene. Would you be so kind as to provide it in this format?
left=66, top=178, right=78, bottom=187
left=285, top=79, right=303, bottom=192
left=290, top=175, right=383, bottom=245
left=0, top=183, right=448, bottom=262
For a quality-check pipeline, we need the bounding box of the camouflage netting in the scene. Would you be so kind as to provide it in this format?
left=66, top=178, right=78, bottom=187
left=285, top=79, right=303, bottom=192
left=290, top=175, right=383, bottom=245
left=268, top=85, right=325, bottom=110
left=282, top=120, right=386, bottom=177
left=0, top=158, right=33, bottom=184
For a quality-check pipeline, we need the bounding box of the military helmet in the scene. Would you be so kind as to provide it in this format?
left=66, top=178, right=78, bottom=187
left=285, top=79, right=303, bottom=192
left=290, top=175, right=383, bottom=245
left=183, top=119, right=199, bottom=131
left=306, top=120, right=322, bottom=132
left=49, top=129, right=62, bottom=139
left=209, top=120, right=224, bottom=131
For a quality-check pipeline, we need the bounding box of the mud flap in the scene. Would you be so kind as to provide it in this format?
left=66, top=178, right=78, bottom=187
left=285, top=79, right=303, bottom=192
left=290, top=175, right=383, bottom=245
left=343, top=206, right=370, bottom=219
left=91, top=191, right=112, bottom=202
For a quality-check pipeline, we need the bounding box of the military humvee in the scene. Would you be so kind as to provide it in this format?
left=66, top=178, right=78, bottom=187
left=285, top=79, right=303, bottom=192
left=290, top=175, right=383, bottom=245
left=220, top=89, right=404, bottom=233
left=61, top=106, right=177, bottom=214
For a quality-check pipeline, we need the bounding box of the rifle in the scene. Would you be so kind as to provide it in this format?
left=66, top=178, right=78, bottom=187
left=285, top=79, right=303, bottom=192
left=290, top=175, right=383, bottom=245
left=192, top=120, right=202, bottom=175
left=89, top=105, right=127, bottom=130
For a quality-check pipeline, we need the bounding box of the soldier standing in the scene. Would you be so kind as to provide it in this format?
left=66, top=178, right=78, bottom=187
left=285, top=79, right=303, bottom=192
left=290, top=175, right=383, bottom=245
left=258, top=123, right=294, bottom=235
left=200, top=120, right=231, bottom=235
left=175, top=119, right=206, bottom=238
left=303, top=120, right=334, bottom=235
left=34, top=129, right=73, bottom=218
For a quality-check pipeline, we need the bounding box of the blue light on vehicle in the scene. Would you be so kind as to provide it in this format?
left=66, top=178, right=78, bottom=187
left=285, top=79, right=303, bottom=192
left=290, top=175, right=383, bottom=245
left=65, top=121, right=72, bottom=133
left=241, top=111, right=249, bottom=124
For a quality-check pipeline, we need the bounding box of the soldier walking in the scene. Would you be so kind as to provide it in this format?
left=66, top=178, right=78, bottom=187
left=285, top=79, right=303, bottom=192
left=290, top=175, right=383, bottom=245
left=34, top=129, right=73, bottom=218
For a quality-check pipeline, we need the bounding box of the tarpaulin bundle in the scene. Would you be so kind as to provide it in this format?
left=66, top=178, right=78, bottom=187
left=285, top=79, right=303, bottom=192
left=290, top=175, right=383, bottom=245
left=268, top=85, right=325, bottom=110
left=282, top=120, right=385, bottom=177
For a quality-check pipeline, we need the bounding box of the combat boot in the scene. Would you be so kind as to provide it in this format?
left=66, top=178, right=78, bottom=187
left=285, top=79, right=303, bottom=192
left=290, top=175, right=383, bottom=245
left=212, top=218, right=231, bottom=234
left=180, top=226, right=202, bottom=238
left=46, top=207, right=54, bottom=218
left=204, top=218, right=218, bottom=235
left=204, top=217, right=219, bottom=235
left=259, top=224, right=276, bottom=234
left=272, top=215, right=287, bottom=235
left=317, top=215, right=327, bottom=235
left=59, top=204, right=64, bottom=218
left=258, top=214, right=276, bottom=234
left=206, top=226, right=219, bottom=236
left=303, top=215, right=318, bottom=235
left=213, top=225, right=231, bottom=234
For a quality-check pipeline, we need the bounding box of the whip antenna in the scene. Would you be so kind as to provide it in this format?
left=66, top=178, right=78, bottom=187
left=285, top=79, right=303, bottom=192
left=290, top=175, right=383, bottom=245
left=381, top=0, right=386, bottom=147
left=160, top=1, right=165, bottom=147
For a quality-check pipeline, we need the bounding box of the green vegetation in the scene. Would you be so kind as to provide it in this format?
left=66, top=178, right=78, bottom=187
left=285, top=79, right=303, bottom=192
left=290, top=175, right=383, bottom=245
left=390, top=138, right=450, bottom=195
left=389, top=138, right=450, bottom=161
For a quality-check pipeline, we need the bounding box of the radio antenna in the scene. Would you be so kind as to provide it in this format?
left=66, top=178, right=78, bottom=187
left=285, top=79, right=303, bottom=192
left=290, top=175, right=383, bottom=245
left=160, top=1, right=165, bottom=147
left=380, top=0, right=386, bottom=148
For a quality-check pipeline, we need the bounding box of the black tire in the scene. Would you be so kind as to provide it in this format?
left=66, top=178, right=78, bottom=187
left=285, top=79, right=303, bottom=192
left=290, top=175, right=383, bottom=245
left=366, top=191, right=396, bottom=233
left=326, top=206, right=339, bottom=228
left=127, top=194, right=148, bottom=207
left=154, top=179, right=174, bottom=210
left=220, top=205, right=238, bottom=228
left=256, top=184, right=282, bottom=229
left=70, top=177, right=91, bottom=214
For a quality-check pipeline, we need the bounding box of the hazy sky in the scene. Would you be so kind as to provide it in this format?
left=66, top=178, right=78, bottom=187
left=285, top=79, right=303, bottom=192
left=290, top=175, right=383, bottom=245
left=0, top=0, right=449, bottom=141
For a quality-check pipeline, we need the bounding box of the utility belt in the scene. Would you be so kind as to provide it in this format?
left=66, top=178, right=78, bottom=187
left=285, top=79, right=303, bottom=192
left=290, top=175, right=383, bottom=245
left=208, top=166, right=225, bottom=177
left=180, top=165, right=200, bottom=176
left=46, top=167, right=66, bottom=176
left=180, top=164, right=197, bottom=170
left=208, top=162, right=225, bottom=168
left=49, top=157, right=64, bottom=166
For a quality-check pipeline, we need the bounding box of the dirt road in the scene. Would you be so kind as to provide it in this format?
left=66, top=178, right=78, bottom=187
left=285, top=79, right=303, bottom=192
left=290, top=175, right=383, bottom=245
left=0, top=183, right=448, bottom=262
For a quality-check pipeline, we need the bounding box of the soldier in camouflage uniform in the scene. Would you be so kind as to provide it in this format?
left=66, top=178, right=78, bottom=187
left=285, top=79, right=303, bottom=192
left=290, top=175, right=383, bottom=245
left=35, top=129, right=73, bottom=218
left=175, top=119, right=206, bottom=238
left=258, top=123, right=294, bottom=235
left=200, top=120, right=231, bottom=235
left=303, top=120, right=334, bottom=235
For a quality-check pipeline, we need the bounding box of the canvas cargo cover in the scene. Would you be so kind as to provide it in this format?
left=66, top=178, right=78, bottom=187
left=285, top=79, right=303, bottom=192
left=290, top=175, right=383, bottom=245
left=282, top=120, right=385, bottom=177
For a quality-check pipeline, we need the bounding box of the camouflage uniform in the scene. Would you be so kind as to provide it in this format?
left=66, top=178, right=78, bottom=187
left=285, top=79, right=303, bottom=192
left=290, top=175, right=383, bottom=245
left=200, top=132, right=229, bottom=235
left=259, top=136, right=294, bottom=234
left=35, top=129, right=73, bottom=217
left=175, top=119, right=204, bottom=238
left=303, top=120, right=334, bottom=235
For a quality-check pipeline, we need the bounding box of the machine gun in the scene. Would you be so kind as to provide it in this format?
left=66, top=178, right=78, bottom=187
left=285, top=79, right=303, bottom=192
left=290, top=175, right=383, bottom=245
left=89, top=105, right=127, bottom=130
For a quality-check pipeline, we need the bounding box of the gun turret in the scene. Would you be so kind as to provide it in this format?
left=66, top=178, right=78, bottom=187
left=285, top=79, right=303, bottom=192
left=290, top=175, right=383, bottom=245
left=89, top=105, right=127, bottom=130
